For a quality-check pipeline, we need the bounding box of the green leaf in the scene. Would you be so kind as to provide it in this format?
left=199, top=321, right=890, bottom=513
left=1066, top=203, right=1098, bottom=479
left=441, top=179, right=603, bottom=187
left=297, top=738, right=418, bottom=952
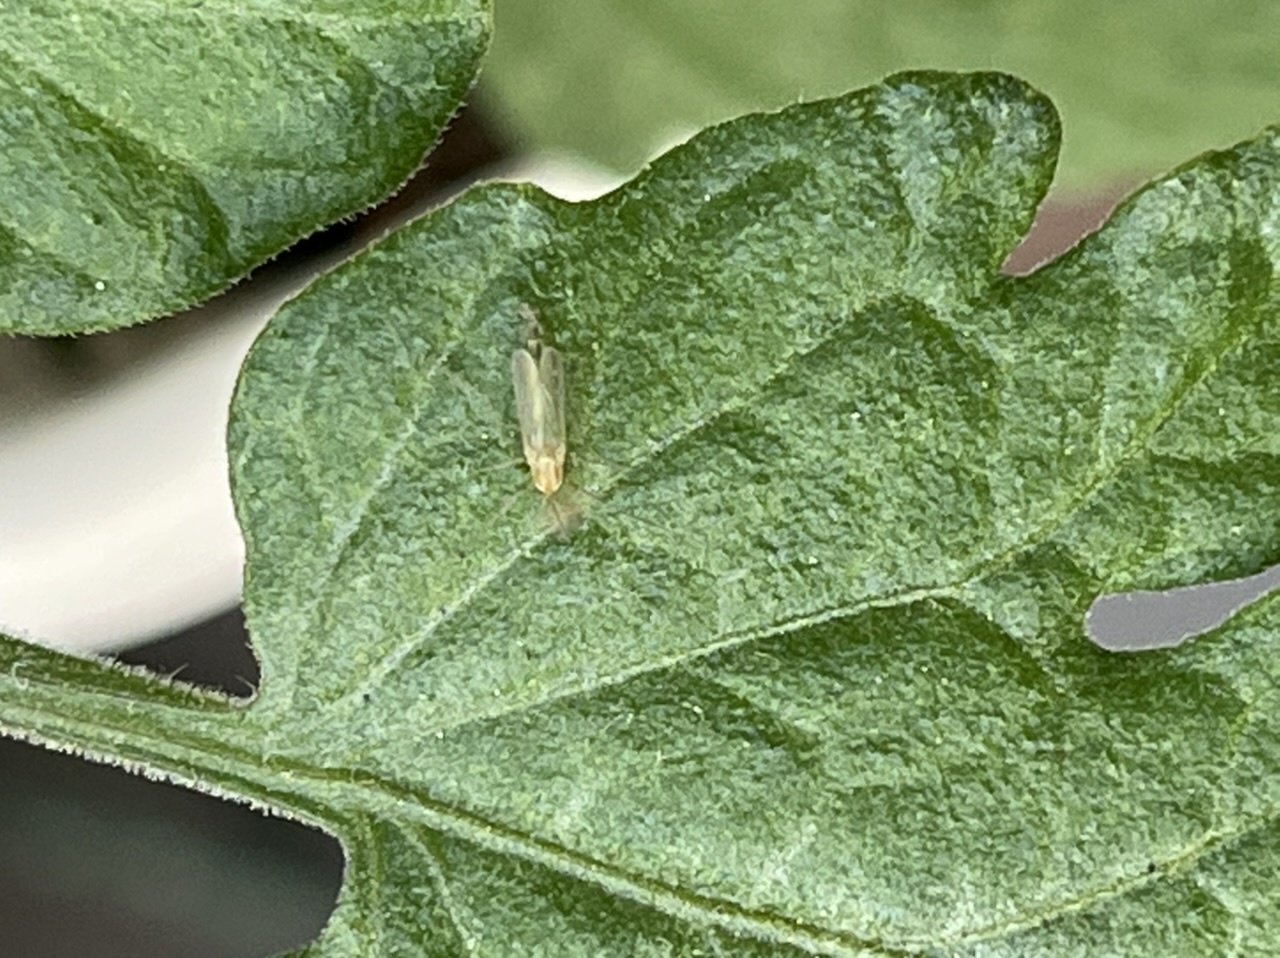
left=485, top=0, right=1280, bottom=190
left=5, top=71, right=1280, bottom=955
left=0, top=0, right=489, bottom=336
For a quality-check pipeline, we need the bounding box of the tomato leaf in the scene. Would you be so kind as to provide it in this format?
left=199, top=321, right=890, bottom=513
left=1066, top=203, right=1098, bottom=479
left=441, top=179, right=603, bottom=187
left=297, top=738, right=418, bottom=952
left=0, top=0, right=488, bottom=334
left=5, top=72, right=1279, bottom=956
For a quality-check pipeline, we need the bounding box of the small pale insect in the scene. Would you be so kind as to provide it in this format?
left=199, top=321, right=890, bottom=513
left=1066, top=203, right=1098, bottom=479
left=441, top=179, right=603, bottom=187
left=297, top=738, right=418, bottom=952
left=511, top=335, right=566, bottom=496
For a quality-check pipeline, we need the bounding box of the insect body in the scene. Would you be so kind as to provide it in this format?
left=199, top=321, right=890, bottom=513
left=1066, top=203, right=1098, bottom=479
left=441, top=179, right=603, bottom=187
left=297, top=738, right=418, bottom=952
left=511, top=333, right=566, bottom=496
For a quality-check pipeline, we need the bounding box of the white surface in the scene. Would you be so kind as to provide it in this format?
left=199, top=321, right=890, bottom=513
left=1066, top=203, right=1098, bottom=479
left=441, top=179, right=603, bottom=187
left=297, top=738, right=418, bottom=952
left=0, top=282, right=288, bottom=652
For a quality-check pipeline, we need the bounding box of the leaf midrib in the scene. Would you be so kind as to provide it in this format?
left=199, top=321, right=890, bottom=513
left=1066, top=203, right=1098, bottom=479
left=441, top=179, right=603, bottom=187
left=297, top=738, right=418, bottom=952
left=16, top=682, right=1276, bottom=955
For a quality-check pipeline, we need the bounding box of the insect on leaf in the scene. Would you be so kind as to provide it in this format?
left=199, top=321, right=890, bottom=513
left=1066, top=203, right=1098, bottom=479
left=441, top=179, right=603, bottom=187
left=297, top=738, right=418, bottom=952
left=511, top=343, right=567, bottom=495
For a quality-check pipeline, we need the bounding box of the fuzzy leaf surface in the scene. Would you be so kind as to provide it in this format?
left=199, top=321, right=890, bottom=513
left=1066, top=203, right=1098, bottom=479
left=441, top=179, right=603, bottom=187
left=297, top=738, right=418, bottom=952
left=4, top=72, right=1280, bottom=956
left=0, top=0, right=488, bottom=334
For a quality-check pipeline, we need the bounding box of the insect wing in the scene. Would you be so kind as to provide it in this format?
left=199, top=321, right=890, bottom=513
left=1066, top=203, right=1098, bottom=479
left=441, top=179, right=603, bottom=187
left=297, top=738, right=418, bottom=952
left=511, top=346, right=567, bottom=494
left=537, top=346, right=566, bottom=458
left=511, top=347, right=544, bottom=458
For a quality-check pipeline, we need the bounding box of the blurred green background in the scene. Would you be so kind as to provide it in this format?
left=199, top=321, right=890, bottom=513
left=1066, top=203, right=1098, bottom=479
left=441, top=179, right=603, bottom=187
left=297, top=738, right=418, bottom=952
left=485, top=0, right=1280, bottom=191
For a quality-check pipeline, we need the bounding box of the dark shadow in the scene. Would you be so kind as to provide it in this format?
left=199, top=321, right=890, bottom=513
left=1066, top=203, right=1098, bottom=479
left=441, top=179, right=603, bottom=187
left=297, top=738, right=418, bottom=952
left=114, top=607, right=259, bottom=698
left=0, top=685, right=343, bottom=957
